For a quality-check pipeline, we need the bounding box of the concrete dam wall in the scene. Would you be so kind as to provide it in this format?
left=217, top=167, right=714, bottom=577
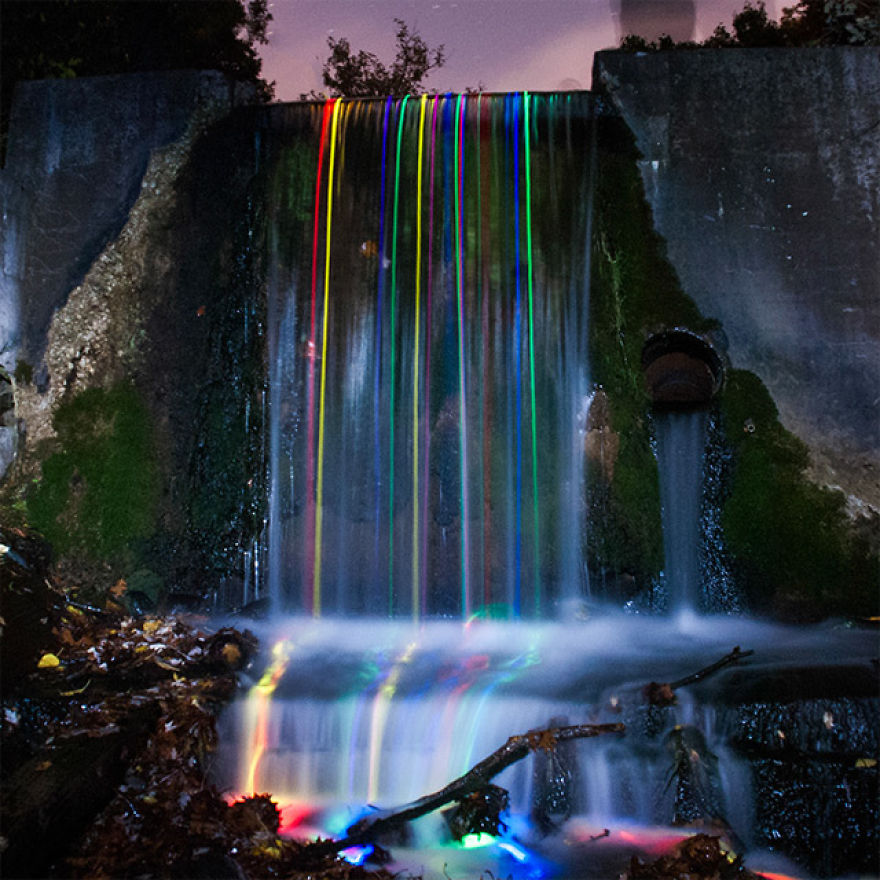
left=593, top=46, right=880, bottom=511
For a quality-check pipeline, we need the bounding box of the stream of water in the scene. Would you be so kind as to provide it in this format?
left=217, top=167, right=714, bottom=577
left=217, top=93, right=877, bottom=879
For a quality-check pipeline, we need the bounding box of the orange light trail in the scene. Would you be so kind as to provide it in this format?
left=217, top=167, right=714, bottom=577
left=242, top=638, right=295, bottom=794
left=367, top=641, right=417, bottom=802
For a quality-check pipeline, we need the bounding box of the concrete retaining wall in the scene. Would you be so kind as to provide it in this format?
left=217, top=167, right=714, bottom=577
left=594, top=47, right=880, bottom=509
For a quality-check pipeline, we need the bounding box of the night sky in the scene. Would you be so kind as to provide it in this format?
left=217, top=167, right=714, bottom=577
left=259, top=0, right=778, bottom=100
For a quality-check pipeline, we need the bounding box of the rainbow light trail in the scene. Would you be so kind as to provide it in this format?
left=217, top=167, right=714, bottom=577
left=389, top=96, right=410, bottom=614
left=512, top=92, right=523, bottom=617
left=422, top=97, right=440, bottom=618
left=523, top=91, right=541, bottom=613
left=305, top=100, right=334, bottom=611
left=412, top=94, right=428, bottom=621
left=454, top=93, right=470, bottom=617
left=374, top=97, right=393, bottom=594
left=366, top=641, right=418, bottom=803
left=243, top=638, right=295, bottom=794
left=313, top=98, right=343, bottom=616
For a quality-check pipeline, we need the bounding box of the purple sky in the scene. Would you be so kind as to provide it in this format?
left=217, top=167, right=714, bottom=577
left=259, top=0, right=777, bottom=101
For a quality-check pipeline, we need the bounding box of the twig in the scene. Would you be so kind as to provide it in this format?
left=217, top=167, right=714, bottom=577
left=306, top=722, right=625, bottom=857
left=669, top=645, right=754, bottom=690
left=644, top=646, right=754, bottom=706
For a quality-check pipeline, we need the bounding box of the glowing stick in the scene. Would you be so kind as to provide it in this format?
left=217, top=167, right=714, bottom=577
left=422, top=97, right=439, bottom=617
left=305, top=100, right=334, bottom=610
left=512, top=92, right=523, bottom=618
left=389, top=96, right=409, bottom=614
left=454, top=93, right=470, bottom=618
left=374, top=98, right=393, bottom=591
left=313, top=98, right=343, bottom=616
left=524, top=91, right=541, bottom=614
left=412, top=94, right=428, bottom=621
left=243, top=638, right=294, bottom=794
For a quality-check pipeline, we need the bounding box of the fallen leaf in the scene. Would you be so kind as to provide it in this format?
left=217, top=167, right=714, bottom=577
left=59, top=628, right=77, bottom=646
left=153, top=657, right=180, bottom=671
left=60, top=680, right=92, bottom=696
left=143, top=619, right=161, bottom=635
left=36, top=760, right=52, bottom=771
left=221, top=643, right=242, bottom=667
left=38, top=653, right=61, bottom=669
left=110, top=579, right=127, bottom=598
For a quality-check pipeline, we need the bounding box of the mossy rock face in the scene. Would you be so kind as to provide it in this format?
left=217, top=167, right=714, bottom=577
left=719, top=369, right=878, bottom=619
left=587, top=115, right=717, bottom=594
left=588, top=114, right=878, bottom=618
left=27, top=385, right=159, bottom=561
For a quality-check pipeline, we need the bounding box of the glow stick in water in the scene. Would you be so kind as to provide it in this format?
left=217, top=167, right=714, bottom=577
left=454, top=93, right=470, bottom=617
left=422, top=97, right=439, bottom=617
left=512, top=92, right=523, bottom=617
left=375, top=98, right=393, bottom=594
left=366, top=641, right=417, bottom=803
left=412, top=94, right=428, bottom=621
left=479, top=95, right=494, bottom=612
left=524, top=91, right=541, bottom=614
left=313, top=98, right=343, bottom=616
left=305, top=100, right=335, bottom=611
left=389, top=95, right=409, bottom=614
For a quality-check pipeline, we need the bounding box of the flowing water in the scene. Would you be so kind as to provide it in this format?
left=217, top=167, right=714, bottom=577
left=217, top=615, right=876, bottom=878
left=654, top=410, right=709, bottom=612
left=257, top=92, right=594, bottom=619
left=218, top=93, right=878, bottom=879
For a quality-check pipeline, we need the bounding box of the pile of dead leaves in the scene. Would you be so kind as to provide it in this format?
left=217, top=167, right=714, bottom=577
left=1, top=542, right=393, bottom=879
left=624, top=833, right=761, bottom=880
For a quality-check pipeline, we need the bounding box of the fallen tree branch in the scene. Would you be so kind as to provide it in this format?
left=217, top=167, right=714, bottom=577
left=669, top=645, right=754, bottom=690
left=307, top=721, right=625, bottom=857
left=644, top=646, right=754, bottom=706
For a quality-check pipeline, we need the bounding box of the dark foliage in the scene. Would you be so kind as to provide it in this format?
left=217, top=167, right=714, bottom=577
left=1, top=0, right=273, bottom=160
left=619, top=0, right=879, bottom=50
left=305, top=18, right=446, bottom=99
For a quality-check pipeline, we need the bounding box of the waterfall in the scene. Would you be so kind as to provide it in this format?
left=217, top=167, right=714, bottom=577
left=216, top=93, right=877, bottom=880
left=260, top=93, right=595, bottom=619
left=653, top=410, right=709, bottom=613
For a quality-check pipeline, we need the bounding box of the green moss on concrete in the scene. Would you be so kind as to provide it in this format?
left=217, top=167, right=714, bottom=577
left=27, top=385, right=159, bottom=561
left=720, top=369, right=878, bottom=618
left=587, top=114, right=877, bottom=618
left=587, top=115, right=718, bottom=590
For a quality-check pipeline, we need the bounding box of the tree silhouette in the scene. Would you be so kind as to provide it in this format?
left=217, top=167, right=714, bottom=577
left=305, top=18, right=446, bottom=99
left=1, top=0, right=274, bottom=161
left=618, top=0, right=878, bottom=50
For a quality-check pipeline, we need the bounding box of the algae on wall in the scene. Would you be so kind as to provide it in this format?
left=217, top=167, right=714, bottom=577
left=587, top=114, right=717, bottom=599
left=28, top=385, right=158, bottom=561
left=720, top=369, right=878, bottom=619
left=3, top=103, right=269, bottom=607
left=588, top=112, right=879, bottom=619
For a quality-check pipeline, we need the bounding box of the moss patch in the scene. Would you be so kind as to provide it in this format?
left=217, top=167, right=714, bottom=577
left=587, top=115, right=719, bottom=590
left=720, top=369, right=878, bottom=618
left=27, top=385, right=159, bottom=562
left=588, top=112, right=878, bottom=618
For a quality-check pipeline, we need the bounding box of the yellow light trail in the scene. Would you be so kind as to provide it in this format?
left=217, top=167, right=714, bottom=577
left=243, top=638, right=295, bottom=794
left=313, top=98, right=343, bottom=616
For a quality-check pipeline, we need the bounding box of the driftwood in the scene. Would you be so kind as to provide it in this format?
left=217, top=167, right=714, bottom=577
left=308, top=721, right=625, bottom=857
left=644, top=646, right=754, bottom=706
